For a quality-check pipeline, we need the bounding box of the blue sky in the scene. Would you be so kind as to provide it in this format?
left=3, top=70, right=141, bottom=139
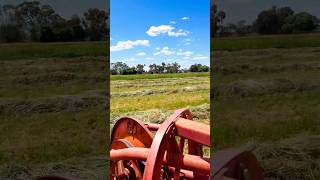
left=110, top=0, right=210, bottom=69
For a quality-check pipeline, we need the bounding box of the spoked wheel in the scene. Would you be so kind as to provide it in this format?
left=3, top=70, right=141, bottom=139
left=143, top=109, right=194, bottom=180
left=110, top=117, right=158, bottom=179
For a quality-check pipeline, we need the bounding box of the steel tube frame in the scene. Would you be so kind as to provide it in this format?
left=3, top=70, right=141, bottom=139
left=175, top=118, right=210, bottom=146
left=110, top=147, right=210, bottom=175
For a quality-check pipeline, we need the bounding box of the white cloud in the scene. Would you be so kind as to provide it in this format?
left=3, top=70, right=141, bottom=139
left=160, top=47, right=175, bottom=55
left=177, top=51, right=194, bottom=57
left=146, top=57, right=154, bottom=60
left=169, top=21, right=176, bottom=24
left=110, top=37, right=113, bottom=41
left=111, top=57, right=136, bottom=63
left=146, top=25, right=188, bottom=37
left=136, top=52, right=146, bottom=56
left=155, top=47, right=160, bottom=50
left=181, top=17, right=190, bottom=20
left=184, top=42, right=191, bottom=46
left=183, top=56, right=191, bottom=60
left=126, top=57, right=136, bottom=62
left=153, top=47, right=175, bottom=56
left=193, top=56, right=208, bottom=60
left=111, top=40, right=150, bottom=52
left=168, top=29, right=189, bottom=37
left=184, top=39, right=192, bottom=42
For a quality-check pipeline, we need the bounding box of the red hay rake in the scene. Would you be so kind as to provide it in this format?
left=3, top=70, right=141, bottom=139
left=109, top=108, right=264, bottom=180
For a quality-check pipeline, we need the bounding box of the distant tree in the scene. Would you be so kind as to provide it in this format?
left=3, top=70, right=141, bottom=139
left=189, top=64, right=209, bottom=72
left=136, top=64, right=145, bottom=74
left=69, top=15, right=85, bottom=41
left=254, top=6, right=317, bottom=35
left=0, top=1, right=108, bottom=42
left=199, top=65, right=209, bottom=72
left=123, top=67, right=137, bottom=75
left=277, top=7, right=294, bottom=25
left=282, top=12, right=318, bottom=33
left=235, top=20, right=253, bottom=36
left=0, top=24, right=24, bottom=42
left=254, top=6, right=280, bottom=34
left=211, top=3, right=226, bottom=37
left=83, top=8, right=107, bottom=41
left=166, top=62, right=180, bottom=73
left=149, top=64, right=157, bottom=74
left=111, top=62, right=129, bottom=75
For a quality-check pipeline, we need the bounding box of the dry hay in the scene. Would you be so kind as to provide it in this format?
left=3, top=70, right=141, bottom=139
left=252, top=135, right=320, bottom=180
left=0, top=94, right=106, bottom=115
left=0, top=156, right=107, bottom=180
left=215, top=79, right=320, bottom=97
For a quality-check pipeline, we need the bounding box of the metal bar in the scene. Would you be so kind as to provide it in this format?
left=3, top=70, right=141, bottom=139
left=144, top=123, right=160, bottom=131
left=110, top=147, right=210, bottom=175
left=175, top=118, right=210, bottom=146
left=110, top=147, right=148, bottom=161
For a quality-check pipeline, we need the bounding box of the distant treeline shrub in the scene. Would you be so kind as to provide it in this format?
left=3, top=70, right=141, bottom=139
left=110, top=62, right=209, bottom=75
left=0, top=1, right=109, bottom=42
left=211, top=4, right=319, bottom=37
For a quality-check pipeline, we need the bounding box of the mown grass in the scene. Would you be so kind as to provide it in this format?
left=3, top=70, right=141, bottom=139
left=0, top=109, right=107, bottom=164
left=111, top=72, right=209, bottom=80
left=0, top=42, right=107, bottom=60
left=213, top=33, right=320, bottom=51
left=110, top=71, right=210, bottom=157
left=0, top=55, right=108, bottom=167
left=111, top=90, right=209, bottom=114
left=213, top=44, right=320, bottom=179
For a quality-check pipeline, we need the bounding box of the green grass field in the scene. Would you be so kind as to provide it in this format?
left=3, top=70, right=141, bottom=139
left=0, top=42, right=107, bottom=60
left=213, top=34, right=320, bottom=179
left=0, top=42, right=108, bottom=179
left=213, top=33, right=320, bottom=51
left=110, top=72, right=210, bottom=124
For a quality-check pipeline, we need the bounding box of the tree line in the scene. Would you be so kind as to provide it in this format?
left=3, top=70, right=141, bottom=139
left=0, top=1, right=108, bottom=43
left=111, top=62, right=209, bottom=75
left=211, top=4, right=320, bottom=37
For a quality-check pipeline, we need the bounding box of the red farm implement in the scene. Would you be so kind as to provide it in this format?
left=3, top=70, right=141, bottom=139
left=109, top=108, right=264, bottom=180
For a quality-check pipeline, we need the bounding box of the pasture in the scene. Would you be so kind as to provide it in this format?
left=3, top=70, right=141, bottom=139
left=110, top=72, right=210, bottom=129
left=0, top=42, right=108, bottom=179
left=213, top=34, right=320, bottom=179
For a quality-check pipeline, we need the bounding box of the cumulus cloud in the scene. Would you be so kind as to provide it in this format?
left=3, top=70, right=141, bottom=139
left=193, top=56, right=208, bottom=60
left=111, top=40, right=150, bottom=52
left=160, top=47, right=175, bottom=55
left=181, top=17, right=190, bottom=20
left=146, top=25, right=188, bottom=37
left=136, top=52, right=146, bottom=56
left=153, top=47, right=175, bottom=56
left=177, top=50, right=194, bottom=57
left=111, top=57, right=136, bottom=63
left=169, top=21, right=176, bottom=24
left=168, top=29, right=189, bottom=37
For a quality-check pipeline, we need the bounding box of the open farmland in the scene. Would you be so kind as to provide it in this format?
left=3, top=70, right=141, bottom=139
left=110, top=72, right=210, bottom=156
left=110, top=72, right=210, bottom=126
left=213, top=34, right=320, bottom=179
left=0, top=42, right=108, bottom=179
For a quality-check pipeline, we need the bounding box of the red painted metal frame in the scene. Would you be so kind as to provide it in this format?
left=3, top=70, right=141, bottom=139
left=110, top=108, right=211, bottom=179
left=109, top=108, right=263, bottom=180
